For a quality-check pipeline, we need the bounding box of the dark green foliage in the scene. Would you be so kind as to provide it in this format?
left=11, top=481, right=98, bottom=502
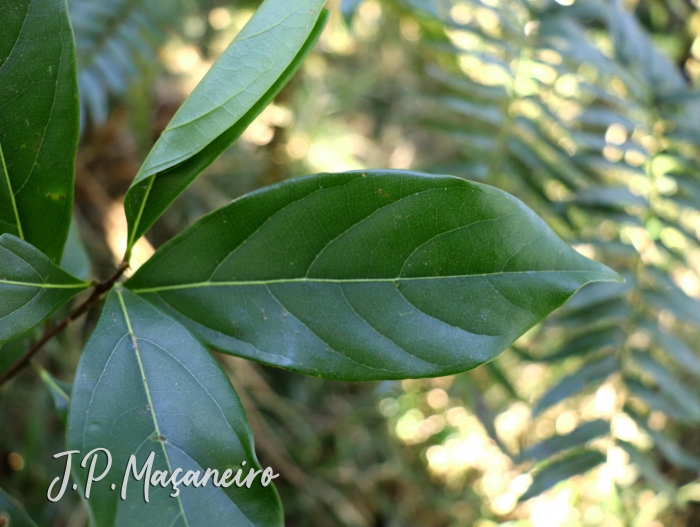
left=0, top=235, right=88, bottom=344
left=3, top=0, right=700, bottom=522
left=0, top=486, right=38, bottom=527
left=124, top=2, right=329, bottom=255
left=0, top=0, right=79, bottom=262
left=68, top=287, right=283, bottom=526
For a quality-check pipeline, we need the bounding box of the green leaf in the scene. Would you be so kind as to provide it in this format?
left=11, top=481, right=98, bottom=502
left=0, top=0, right=80, bottom=262
left=127, top=170, right=619, bottom=381
left=0, top=234, right=88, bottom=344
left=123, top=0, right=328, bottom=258
left=534, top=355, right=619, bottom=415
left=60, top=217, right=91, bottom=281
left=516, top=419, right=610, bottom=463
left=36, top=365, right=70, bottom=424
left=519, top=450, right=606, bottom=502
left=67, top=287, right=282, bottom=527
left=0, top=486, right=37, bottom=527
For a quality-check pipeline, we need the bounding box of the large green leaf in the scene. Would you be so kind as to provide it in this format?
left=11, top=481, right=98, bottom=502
left=127, top=171, right=619, bottom=381
left=0, top=234, right=88, bottom=344
left=0, top=486, right=37, bottom=527
left=123, top=0, right=328, bottom=258
left=67, top=287, right=282, bottom=527
left=0, top=0, right=79, bottom=262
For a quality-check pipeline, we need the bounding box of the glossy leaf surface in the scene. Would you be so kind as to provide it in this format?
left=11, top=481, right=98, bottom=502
left=0, top=234, right=88, bottom=344
left=128, top=171, right=619, bottom=381
left=0, top=0, right=79, bottom=262
left=124, top=0, right=328, bottom=255
left=67, top=287, right=282, bottom=527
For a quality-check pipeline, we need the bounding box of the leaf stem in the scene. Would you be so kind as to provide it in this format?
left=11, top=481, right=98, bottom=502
left=0, top=262, right=129, bottom=388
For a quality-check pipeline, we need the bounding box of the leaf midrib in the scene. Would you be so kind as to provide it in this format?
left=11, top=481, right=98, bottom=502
left=0, top=279, right=88, bottom=289
left=130, top=269, right=614, bottom=294
left=0, top=142, right=23, bottom=239
left=115, top=288, right=191, bottom=527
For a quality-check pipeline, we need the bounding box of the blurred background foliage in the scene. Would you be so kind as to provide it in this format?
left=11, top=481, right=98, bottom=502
left=3, top=0, right=700, bottom=525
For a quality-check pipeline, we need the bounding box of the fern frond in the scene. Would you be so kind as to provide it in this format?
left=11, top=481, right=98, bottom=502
left=404, top=0, right=700, bottom=504
left=68, top=0, right=185, bottom=128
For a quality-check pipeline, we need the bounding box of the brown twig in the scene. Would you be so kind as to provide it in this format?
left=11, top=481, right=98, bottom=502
left=0, top=262, right=129, bottom=388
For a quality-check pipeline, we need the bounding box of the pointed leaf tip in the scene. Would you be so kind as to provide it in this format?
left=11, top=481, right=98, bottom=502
left=128, top=171, right=619, bottom=381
